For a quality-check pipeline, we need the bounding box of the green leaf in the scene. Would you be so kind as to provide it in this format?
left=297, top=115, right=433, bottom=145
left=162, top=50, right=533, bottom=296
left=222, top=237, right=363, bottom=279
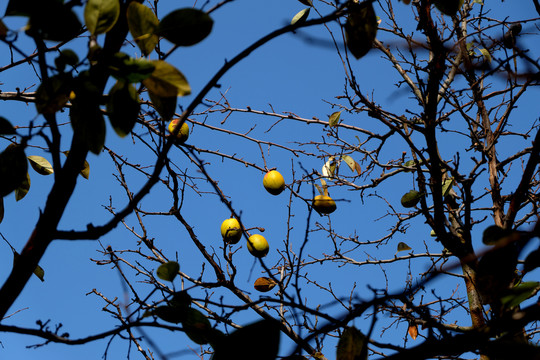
left=400, top=190, right=422, bottom=208
left=15, top=172, right=30, bottom=201
left=0, top=197, right=4, bottom=224
left=0, top=117, right=16, bottom=135
left=345, top=1, right=378, bottom=59
left=397, top=242, right=412, bottom=253
left=27, top=155, right=54, bottom=175
left=212, top=319, right=281, bottom=360
left=148, top=91, right=177, bottom=121
left=297, top=0, right=313, bottom=6
left=35, top=75, right=72, bottom=114
left=143, top=60, right=191, bottom=98
left=0, top=144, right=28, bottom=198
left=433, top=0, right=464, bottom=16
left=337, top=327, right=367, bottom=360
left=55, top=49, right=79, bottom=72
left=183, top=308, right=213, bottom=345
left=70, top=100, right=106, bottom=155
left=403, top=159, right=422, bottom=172
left=291, top=8, right=310, bottom=25
left=329, top=111, right=341, bottom=127
left=109, top=53, right=155, bottom=83
left=156, top=8, right=213, bottom=47
left=482, top=225, right=511, bottom=245
left=84, top=0, right=120, bottom=35
left=127, top=2, right=159, bottom=56
left=153, top=305, right=186, bottom=323
left=157, top=261, right=180, bottom=282
left=500, top=281, right=540, bottom=310
left=106, top=81, right=140, bottom=137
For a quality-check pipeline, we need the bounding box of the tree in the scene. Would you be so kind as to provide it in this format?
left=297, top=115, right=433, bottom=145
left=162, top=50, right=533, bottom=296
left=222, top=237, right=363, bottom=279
left=1, top=0, right=540, bottom=359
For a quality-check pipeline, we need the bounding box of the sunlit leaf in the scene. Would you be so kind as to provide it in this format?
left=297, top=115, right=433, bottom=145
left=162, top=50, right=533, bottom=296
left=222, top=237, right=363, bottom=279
left=254, top=277, right=277, bottom=292
left=106, top=81, right=140, bottom=137
left=127, top=2, right=159, bottom=56
left=143, top=60, right=191, bottom=97
left=27, top=155, right=54, bottom=175
left=156, top=8, right=213, bottom=47
left=15, top=172, right=30, bottom=201
left=403, top=159, right=422, bottom=172
left=157, top=261, right=180, bottom=282
left=441, top=177, right=454, bottom=197
left=397, top=242, right=412, bottom=253
left=291, top=8, right=310, bottom=25
left=408, top=323, right=418, bottom=340
left=0, top=144, right=28, bottom=197
left=479, top=48, right=491, bottom=63
left=84, top=0, right=120, bottom=35
left=0, top=117, right=16, bottom=135
left=342, top=155, right=359, bottom=173
left=213, top=319, right=281, bottom=360
left=337, top=326, right=367, bottom=360
left=329, top=111, right=341, bottom=127
left=345, top=1, right=378, bottom=59
left=322, top=157, right=337, bottom=178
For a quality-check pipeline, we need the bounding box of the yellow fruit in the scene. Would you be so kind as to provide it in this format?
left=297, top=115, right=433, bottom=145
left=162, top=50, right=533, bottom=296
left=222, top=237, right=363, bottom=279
left=312, top=195, right=337, bottom=214
left=168, top=119, right=189, bottom=143
left=247, top=234, right=269, bottom=258
left=220, top=218, right=242, bottom=244
left=263, top=170, right=285, bottom=195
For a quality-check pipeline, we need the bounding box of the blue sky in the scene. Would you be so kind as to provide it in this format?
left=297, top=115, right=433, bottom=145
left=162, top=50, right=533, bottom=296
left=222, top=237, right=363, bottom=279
left=1, top=0, right=539, bottom=359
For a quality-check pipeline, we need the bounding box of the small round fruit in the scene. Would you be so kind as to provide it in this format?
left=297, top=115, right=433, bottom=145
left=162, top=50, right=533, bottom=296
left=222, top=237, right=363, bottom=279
left=312, top=195, right=336, bottom=214
left=263, top=170, right=285, bottom=195
left=168, top=119, right=189, bottom=143
left=220, top=218, right=242, bottom=244
left=247, top=234, right=269, bottom=258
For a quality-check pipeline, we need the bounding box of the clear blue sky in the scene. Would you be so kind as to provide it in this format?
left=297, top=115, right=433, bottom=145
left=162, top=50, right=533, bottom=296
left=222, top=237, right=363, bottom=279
left=1, top=1, right=539, bottom=359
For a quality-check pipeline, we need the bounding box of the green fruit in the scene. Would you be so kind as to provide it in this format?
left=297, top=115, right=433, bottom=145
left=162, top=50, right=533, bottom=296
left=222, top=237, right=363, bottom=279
left=168, top=119, right=189, bottom=143
left=220, top=218, right=242, bottom=244
left=312, top=195, right=337, bottom=214
left=400, top=190, right=422, bottom=208
left=263, top=170, right=285, bottom=195
left=247, top=234, right=269, bottom=258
